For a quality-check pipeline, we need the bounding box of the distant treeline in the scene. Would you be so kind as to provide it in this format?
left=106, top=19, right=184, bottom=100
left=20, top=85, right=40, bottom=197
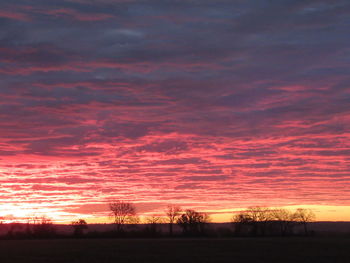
left=0, top=202, right=318, bottom=239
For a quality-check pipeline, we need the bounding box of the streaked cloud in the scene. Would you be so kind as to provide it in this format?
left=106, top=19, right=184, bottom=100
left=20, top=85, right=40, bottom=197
left=0, top=0, right=349, bottom=222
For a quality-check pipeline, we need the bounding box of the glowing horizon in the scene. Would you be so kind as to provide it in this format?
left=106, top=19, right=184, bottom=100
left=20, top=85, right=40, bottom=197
left=0, top=1, right=350, bottom=223
left=1, top=204, right=349, bottom=224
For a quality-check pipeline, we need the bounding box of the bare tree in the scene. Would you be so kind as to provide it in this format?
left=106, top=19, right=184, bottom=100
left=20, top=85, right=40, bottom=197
left=293, top=208, right=315, bottom=235
left=271, top=208, right=296, bottom=236
left=71, top=219, right=88, bottom=237
left=232, top=211, right=252, bottom=236
left=248, top=206, right=273, bottom=236
left=248, top=206, right=273, bottom=221
left=109, top=201, right=136, bottom=232
left=146, top=215, right=163, bottom=224
left=145, top=215, right=164, bottom=236
left=231, top=207, right=273, bottom=236
left=165, top=205, right=181, bottom=236
left=177, top=209, right=210, bottom=236
left=32, top=216, right=56, bottom=238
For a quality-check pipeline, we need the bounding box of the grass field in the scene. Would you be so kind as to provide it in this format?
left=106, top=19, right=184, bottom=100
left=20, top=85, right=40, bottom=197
left=0, top=238, right=349, bottom=263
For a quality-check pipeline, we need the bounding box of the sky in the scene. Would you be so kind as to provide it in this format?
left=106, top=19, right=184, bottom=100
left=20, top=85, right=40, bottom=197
left=0, top=0, right=350, bottom=223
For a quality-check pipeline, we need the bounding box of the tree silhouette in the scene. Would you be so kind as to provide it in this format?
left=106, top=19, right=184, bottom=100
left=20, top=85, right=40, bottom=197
left=145, top=215, right=163, bottom=236
left=177, top=209, right=210, bottom=236
left=32, top=216, right=56, bottom=238
left=109, top=201, right=136, bottom=232
left=232, top=207, right=315, bottom=237
left=165, top=205, right=181, bottom=236
left=231, top=211, right=254, bottom=236
left=71, top=219, right=88, bottom=237
left=293, top=208, right=315, bottom=235
left=247, top=207, right=273, bottom=236
left=271, top=208, right=296, bottom=236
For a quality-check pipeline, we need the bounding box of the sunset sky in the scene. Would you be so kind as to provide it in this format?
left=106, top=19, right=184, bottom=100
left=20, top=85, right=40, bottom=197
left=0, top=0, right=350, bottom=223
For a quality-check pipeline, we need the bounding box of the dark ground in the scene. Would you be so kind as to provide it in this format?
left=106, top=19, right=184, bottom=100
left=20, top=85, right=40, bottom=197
left=0, top=238, right=349, bottom=263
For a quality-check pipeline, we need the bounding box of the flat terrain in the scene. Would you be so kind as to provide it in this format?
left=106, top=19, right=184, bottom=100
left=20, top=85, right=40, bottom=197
left=0, top=238, right=349, bottom=263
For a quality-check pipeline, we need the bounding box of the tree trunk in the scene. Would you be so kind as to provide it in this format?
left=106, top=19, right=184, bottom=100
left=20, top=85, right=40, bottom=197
left=169, top=223, right=173, bottom=236
left=303, top=223, right=308, bottom=236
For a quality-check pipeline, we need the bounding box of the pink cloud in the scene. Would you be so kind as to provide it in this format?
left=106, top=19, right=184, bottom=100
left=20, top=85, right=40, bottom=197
left=0, top=10, right=31, bottom=21
left=44, top=8, right=114, bottom=22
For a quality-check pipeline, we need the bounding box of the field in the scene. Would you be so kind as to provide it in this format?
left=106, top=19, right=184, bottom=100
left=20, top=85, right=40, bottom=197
left=0, top=238, right=349, bottom=263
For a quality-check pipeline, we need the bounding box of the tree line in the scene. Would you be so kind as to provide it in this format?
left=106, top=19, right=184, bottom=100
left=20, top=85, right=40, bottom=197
left=108, top=201, right=211, bottom=237
left=232, top=206, right=315, bottom=237
left=107, top=201, right=315, bottom=237
left=0, top=201, right=316, bottom=239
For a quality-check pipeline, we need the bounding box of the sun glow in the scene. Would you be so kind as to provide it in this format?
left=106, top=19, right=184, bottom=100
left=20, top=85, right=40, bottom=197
left=1, top=203, right=349, bottom=224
